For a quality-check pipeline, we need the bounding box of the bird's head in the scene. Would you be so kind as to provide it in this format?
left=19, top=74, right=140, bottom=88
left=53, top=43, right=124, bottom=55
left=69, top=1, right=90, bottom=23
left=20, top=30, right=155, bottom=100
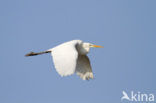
left=79, top=42, right=103, bottom=55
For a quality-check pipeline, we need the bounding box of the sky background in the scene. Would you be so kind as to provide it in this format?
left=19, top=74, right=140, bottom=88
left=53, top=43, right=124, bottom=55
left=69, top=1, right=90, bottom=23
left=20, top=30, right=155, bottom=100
left=0, top=0, right=156, bottom=103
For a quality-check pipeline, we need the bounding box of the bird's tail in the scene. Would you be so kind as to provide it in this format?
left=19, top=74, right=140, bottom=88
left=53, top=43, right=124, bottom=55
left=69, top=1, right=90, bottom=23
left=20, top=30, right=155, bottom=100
left=25, top=51, right=51, bottom=57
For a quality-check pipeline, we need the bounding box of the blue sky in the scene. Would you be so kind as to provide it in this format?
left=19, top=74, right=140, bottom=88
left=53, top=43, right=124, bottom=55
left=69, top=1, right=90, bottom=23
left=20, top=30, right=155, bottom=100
left=0, top=0, right=156, bottom=103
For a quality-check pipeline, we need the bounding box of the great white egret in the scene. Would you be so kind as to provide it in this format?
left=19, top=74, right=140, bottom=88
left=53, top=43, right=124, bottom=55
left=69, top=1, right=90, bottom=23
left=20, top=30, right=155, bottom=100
left=25, top=40, right=103, bottom=80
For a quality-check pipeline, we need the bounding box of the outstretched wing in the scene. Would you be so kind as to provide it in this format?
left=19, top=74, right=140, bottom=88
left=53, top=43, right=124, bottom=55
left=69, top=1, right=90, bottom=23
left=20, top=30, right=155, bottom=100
left=76, top=55, right=94, bottom=80
left=51, top=41, right=78, bottom=76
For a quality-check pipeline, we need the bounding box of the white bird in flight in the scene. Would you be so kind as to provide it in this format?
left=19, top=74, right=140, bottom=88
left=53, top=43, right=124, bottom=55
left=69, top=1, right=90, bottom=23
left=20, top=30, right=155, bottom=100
left=25, top=40, right=103, bottom=80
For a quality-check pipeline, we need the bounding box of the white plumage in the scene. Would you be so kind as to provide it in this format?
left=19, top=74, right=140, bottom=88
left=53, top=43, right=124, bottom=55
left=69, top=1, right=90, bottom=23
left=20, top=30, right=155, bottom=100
left=50, top=40, right=79, bottom=77
left=25, top=40, right=103, bottom=80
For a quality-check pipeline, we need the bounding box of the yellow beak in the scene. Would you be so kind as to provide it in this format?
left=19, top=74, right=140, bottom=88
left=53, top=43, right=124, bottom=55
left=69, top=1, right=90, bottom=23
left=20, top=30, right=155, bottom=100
left=91, top=44, right=104, bottom=48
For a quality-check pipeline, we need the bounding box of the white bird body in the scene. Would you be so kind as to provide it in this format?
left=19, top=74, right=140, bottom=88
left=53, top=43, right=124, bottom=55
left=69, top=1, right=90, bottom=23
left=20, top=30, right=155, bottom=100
left=26, top=40, right=103, bottom=80
left=49, top=40, right=81, bottom=77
